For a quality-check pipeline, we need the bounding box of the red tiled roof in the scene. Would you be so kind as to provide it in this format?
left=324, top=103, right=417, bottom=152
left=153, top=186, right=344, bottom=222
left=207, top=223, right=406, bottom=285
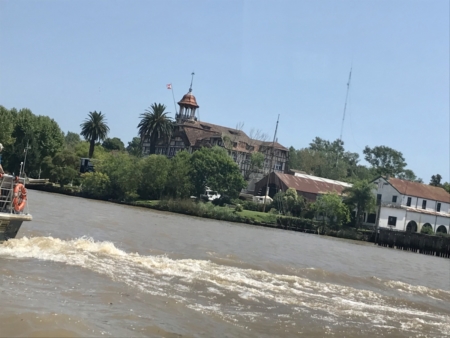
left=182, top=124, right=219, bottom=146
left=275, top=172, right=350, bottom=195
left=178, top=120, right=288, bottom=153
left=388, top=177, right=450, bottom=203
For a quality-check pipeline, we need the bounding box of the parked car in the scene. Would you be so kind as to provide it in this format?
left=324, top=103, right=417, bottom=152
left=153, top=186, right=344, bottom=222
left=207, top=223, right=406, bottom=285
left=253, top=195, right=273, bottom=204
left=201, top=187, right=221, bottom=201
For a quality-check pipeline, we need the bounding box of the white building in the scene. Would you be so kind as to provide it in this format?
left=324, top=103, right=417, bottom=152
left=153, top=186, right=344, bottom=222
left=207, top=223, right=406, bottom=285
left=363, top=177, right=450, bottom=234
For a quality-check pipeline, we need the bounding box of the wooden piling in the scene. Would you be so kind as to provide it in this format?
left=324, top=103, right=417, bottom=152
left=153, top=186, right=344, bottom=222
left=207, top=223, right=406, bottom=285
left=375, top=228, right=450, bottom=258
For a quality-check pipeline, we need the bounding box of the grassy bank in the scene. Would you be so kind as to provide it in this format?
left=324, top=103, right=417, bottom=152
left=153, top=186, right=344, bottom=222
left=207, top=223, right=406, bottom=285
left=134, top=199, right=278, bottom=225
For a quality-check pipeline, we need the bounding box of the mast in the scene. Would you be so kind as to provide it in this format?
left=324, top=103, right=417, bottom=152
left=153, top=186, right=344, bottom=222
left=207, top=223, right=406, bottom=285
left=189, top=71, right=195, bottom=92
left=339, top=68, right=352, bottom=141
left=262, top=114, right=280, bottom=212
left=20, top=141, right=31, bottom=179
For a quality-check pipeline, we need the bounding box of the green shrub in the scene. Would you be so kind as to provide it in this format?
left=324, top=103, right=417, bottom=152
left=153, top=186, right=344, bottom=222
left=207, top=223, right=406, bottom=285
left=436, top=232, right=450, bottom=238
left=81, top=172, right=111, bottom=199
left=276, top=216, right=317, bottom=230
left=155, top=199, right=244, bottom=223
left=242, top=200, right=269, bottom=212
left=235, top=204, right=243, bottom=212
left=420, top=226, right=434, bottom=235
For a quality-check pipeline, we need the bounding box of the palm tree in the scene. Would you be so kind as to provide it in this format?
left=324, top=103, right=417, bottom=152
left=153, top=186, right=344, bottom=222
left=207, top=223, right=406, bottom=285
left=343, top=180, right=376, bottom=229
left=80, top=111, right=110, bottom=158
left=137, top=103, right=173, bottom=155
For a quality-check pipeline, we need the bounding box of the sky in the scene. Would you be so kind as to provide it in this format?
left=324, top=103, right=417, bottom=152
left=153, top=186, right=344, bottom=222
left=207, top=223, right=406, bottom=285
left=1, top=0, right=449, bottom=182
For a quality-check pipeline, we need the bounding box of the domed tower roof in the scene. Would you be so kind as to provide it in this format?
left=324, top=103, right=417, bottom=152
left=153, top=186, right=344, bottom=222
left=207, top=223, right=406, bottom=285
left=178, top=90, right=199, bottom=108
left=176, top=72, right=200, bottom=123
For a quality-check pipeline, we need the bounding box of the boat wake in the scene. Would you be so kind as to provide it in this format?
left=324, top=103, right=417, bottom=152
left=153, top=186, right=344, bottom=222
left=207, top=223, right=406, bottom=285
left=1, top=236, right=449, bottom=336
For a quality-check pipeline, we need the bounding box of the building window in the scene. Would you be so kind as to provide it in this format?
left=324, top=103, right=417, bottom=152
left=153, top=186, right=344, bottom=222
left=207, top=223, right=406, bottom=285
left=392, top=196, right=397, bottom=203
left=422, top=200, right=427, bottom=209
left=406, top=197, right=411, bottom=207
left=367, top=213, right=376, bottom=224
left=169, top=147, right=175, bottom=156
left=376, top=194, right=382, bottom=205
left=274, top=162, right=282, bottom=171
left=388, top=216, right=397, bottom=226
left=437, top=203, right=441, bottom=212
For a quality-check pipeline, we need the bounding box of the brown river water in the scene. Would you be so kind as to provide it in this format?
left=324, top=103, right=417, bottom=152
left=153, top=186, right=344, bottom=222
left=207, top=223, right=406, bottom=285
left=1, top=190, right=449, bottom=337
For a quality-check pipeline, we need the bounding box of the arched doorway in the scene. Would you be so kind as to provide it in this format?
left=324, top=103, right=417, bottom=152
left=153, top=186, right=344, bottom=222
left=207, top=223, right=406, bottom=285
left=420, top=223, right=433, bottom=234
left=406, top=221, right=418, bottom=232
left=436, top=225, right=448, bottom=234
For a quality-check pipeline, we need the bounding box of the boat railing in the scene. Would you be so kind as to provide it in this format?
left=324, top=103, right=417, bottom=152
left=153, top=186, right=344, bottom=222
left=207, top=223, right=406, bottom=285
left=0, top=174, right=27, bottom=214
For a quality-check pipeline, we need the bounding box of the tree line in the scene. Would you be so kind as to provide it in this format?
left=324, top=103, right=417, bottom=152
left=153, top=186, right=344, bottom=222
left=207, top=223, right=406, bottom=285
left=288, top=137, right=450, bottom=193
left=0, top=105, right=246, bottom=201
left=1, top=104, right=448, bottom=211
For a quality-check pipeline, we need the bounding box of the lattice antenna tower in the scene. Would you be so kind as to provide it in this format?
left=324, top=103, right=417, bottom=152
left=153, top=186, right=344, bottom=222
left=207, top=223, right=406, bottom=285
left=339, top=68, right=352, bottom=141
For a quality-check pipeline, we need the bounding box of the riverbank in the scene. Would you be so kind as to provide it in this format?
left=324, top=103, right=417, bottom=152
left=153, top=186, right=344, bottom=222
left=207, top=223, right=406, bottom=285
left=25, top=184, right=450, bottom=258
left=26, top=183, right=371, bottom=240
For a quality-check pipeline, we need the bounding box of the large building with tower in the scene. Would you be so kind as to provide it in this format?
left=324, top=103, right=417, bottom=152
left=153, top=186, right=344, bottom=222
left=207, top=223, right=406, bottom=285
left=141, top=83, right=289, bottom=187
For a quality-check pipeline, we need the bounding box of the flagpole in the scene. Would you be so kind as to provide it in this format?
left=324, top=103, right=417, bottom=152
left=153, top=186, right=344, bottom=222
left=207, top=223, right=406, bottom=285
left=168, top=84, right=178, bottom=114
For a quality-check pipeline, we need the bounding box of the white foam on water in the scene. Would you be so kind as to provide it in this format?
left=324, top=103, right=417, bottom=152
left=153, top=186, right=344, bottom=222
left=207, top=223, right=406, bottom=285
left=384, top=279, right=450, bottom=299
left=1, top=236, right=450, bottom=336
left=207, top=287, right=225, bottom=296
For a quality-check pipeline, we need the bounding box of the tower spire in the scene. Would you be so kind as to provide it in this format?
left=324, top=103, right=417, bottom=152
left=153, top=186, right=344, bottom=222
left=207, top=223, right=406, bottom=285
left=189, top=72, right=195, bottom=92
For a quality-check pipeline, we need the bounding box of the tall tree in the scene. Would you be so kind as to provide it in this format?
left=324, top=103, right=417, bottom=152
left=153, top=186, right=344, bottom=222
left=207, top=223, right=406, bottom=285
left=442, top=182, right=450, bottom=194
left=313, top=192, right=350, bottom=231
left=138, top=155, right=171, bottom=199
left=2, top=108, right=64, bottom=177
left=102, top=137, right=125, bottom=152
left=75, top=141, right=107, bottom=160
left=397, top=169, right=417, bottom=181
left=288, top=146, right=300, bottom=170
left=289, top=138, right=360, bottom=181
left=97, top=152, right=142, bottom=201
left=363, top=145, right=406, bottom=177
left=189, top=146, right=246, bottom=198
left=64, top=131, right=81, bottom=150
left=80, top=111, right=110, bottom=158
left=343, top=180, right=376, bottom=229
left=0, top=106, right=16, bottom=148
left=165, top=150, right=193, bottom=199
left=429, top=174, right=442, bottom=187
left=244, top=152, right=265, bottom=180
left=41, top=149, right=79, bottom=188
left=126, top=137, right=142, bottom=157
left=282, top=187, right=306, bottom=217
left=137, top=103, right=173, bottom=155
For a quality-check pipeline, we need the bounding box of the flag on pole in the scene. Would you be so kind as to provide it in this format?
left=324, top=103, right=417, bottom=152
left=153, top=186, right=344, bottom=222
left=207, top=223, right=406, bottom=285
left=166, top=84, right=172, bottom=90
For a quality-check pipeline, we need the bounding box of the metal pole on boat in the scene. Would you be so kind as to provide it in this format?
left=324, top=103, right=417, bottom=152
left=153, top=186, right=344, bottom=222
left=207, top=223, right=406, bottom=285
left=21, top=141, right=31, bottom=179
